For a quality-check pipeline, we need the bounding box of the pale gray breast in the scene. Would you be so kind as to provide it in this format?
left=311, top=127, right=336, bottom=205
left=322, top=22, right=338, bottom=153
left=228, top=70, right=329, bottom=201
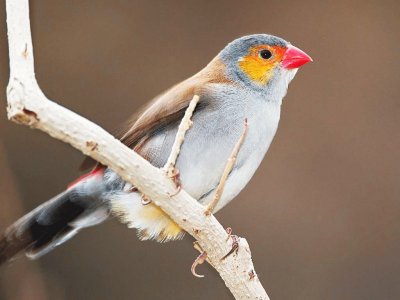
left=140, top=83, right=281, bottom=201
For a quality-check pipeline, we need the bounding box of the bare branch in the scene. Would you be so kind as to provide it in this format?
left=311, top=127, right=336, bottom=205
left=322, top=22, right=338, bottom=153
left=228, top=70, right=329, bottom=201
left=5, top=1, right=269, bottom=299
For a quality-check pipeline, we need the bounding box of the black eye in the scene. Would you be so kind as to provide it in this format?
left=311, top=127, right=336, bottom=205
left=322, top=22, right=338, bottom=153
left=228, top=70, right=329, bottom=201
left=260, top=49, right=272, bottom=59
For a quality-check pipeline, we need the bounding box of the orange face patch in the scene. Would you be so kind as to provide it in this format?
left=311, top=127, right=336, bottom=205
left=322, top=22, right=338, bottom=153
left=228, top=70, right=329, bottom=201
left=239, top=45, right=286, bottom=85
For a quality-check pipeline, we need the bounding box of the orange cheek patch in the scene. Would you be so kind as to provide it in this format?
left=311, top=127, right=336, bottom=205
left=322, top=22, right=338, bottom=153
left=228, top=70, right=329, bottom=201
left=239, top=45, right=286, bottom=85
left=239, top=57, right=274, bottom=85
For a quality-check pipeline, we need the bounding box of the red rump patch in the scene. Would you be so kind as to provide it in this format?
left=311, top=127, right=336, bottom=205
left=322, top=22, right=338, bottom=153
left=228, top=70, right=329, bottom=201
left=67, top=166, right=105, bottom=189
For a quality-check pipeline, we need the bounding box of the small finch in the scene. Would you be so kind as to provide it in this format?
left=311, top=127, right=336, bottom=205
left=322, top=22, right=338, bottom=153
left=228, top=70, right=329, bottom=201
left=0, top=34, right=312, bottom=264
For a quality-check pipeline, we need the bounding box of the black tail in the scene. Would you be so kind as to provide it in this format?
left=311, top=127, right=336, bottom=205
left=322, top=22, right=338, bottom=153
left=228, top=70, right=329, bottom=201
left=0, top=188, right=109, bottom=265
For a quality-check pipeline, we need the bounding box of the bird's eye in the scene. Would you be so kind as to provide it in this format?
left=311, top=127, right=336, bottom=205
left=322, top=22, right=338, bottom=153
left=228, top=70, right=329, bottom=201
left=259, top=49, right=272, bottom=60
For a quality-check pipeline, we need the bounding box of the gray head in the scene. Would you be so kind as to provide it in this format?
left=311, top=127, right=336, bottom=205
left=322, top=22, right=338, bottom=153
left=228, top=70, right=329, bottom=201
left=219, top=34, right=312, bottom=96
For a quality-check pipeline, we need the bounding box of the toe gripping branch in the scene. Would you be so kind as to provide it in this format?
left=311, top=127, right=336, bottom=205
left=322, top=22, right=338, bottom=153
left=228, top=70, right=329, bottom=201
left=191, top=227, right=241, bottom=278
left=191, top=241, right=208, bottom=278
left=221, top=227, right=240, bottom=261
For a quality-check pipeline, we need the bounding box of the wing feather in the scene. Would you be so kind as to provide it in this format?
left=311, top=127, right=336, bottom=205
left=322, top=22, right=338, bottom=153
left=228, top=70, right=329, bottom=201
left=80, top=57, right=228, bottom=170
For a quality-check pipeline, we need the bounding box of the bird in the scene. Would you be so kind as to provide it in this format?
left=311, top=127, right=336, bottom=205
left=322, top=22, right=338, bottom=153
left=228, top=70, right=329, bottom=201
left=0, top=34, right=312, bottom=265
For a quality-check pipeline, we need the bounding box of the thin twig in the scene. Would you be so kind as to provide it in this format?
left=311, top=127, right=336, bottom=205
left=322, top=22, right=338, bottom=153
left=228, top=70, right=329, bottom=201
left=205, top=119, right=248, bottom=216
left=163, top=95, right=199, bottom=177
left=141, top=95, right=198, bottom=200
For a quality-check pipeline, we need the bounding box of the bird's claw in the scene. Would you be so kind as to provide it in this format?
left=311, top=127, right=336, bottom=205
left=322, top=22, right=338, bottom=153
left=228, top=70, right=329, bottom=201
left=190, top=242, right=207, bottom=278
left=141, top=194, right=152, bottom=205
left=221, top=227, right=240, bottom=260
left=167, top=167, right=182, bottom=196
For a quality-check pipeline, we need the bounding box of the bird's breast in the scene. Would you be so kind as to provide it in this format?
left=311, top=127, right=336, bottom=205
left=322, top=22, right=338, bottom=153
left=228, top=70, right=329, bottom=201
left=176, top=84, right=281, bottom=206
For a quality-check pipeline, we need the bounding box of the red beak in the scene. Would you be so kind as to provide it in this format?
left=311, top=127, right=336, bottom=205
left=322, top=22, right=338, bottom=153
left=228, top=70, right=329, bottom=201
left=281, top=45, right=313, bottom=69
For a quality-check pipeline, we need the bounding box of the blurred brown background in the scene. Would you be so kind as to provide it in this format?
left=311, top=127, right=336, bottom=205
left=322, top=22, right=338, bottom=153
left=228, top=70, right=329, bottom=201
left=1, top=0, right=400, bottom=299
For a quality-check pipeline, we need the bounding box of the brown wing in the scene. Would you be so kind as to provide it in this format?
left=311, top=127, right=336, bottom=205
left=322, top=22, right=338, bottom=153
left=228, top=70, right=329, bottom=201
left=79, top=57, right=229, bottom=171
left=79, top=76, right=205, bottom=171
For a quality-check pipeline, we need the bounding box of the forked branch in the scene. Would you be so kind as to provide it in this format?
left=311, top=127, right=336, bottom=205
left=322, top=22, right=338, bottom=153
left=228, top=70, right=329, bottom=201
left=5, top=1, right=269, bottom=299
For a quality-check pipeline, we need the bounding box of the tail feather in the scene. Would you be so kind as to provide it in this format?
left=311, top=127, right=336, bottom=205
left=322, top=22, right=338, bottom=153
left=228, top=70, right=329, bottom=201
left=0, top=187, right=108, bottom=266
left=0, top=230, right=31, bottom=265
